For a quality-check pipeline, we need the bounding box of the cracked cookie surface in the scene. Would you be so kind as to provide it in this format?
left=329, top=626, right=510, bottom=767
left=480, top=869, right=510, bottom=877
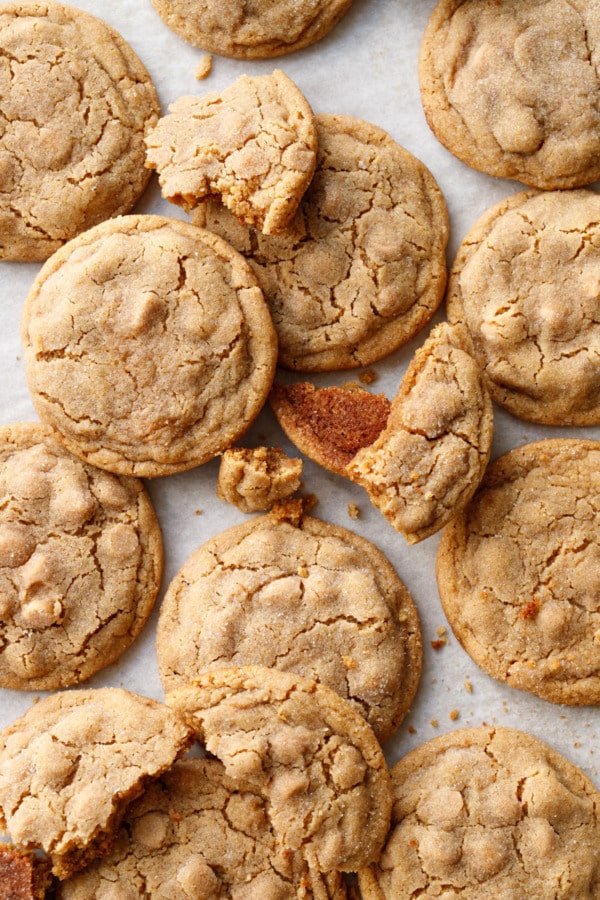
left=437, top=439, right=600, bottom=705
left=193, top=113, right=449, bottom=371
left=145, top=70, right=317, bottom=235
left=0, top=422, right=162, bottom=691
left=0, top=0, right=159, bottom=261
left=446, top=189, right=600, bottom=425
left=419, top=0, right=600, bottom=189
left=21, top=214, right=278, bottom=477
left=358, top=725, right=600, bottom=899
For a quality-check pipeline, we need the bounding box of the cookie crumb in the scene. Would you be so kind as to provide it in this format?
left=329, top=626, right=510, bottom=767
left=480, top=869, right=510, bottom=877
left=408, top=725, right=417, bottom=734
left=347, top=501, right=360, bottom=519
left=359, top=369, right=377, bottom=385
left=431, top=637, right=447, bottom=650
left=195, top=54, right=212, bottom=79
left=450, top=709, right=459, bottom=721
left=464, top=679, right=473, bottom=693
left=519, top=597, right=540, bottom=620
left=430, top=718, right=439, bottom=728
left=194, top=509, right=202, bottom=516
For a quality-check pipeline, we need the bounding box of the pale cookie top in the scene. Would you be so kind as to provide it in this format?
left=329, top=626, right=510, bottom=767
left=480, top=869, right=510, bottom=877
left=0, top=1, right=160, bottom=261
left=167, top=666, right=393, bottom=873
left=0, top=688, right=192, bottom=879
left=358, top=725, right=600, bottom=899
left=216, top=446, right=303, bottom=512
left=0, top=422, right=162, bottom=691
left=145, top=70, right=318, bottom=235
left=193, top=114, right=449, bottom=371
left=436, top=439, right=600, bottom=706
left=21, top=215, right=278, bottom=477
left=149, top=0, right=353, bottom=58
left=347, top=323, right=493, bottom=544
left=446, top=189, right=600, bottom=425
left=419, top=0, right=600, bottom=189
left=157, top=510, right=422, bottom=742
left=57, top=758, right=348, bottom=900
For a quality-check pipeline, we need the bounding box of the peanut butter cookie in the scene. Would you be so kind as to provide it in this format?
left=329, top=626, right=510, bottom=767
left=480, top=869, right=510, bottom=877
left=0, top=843, right=53, bottom=899
left=216, top=446, right=303, bottom=512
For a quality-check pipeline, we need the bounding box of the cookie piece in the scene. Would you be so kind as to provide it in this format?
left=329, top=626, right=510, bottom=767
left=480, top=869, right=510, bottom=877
left=216, top=446, right=303, bottom=512
left=149, top=0, right=353, bottom=58
left=56, top=757, right=347, bottom=899
left=437, top=439, right=600, bottom=705
left=447, top=188, right=600, bottom=425
left=167, top=665, right=393, bottom=873
left=419, top=0, right=600, bottom=189
left=0, top=1, right=160, bottom=261
left=0, top=843, right=53, bottom=900
left=193, top=113, right=449, bottom=371
left=358, top=725, right=600, bottom=899
left=157, top=509, right=422, bottom=742
left=21, top=215, right=278, bottom=478
left=0, top=689, right=192, bottom=880
left=145, top=70, right=318, bottom=235
left=347, top=323, right=493, bottom=544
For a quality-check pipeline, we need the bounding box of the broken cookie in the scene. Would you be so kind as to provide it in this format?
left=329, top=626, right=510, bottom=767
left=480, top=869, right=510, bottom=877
left=216, top=446, right=303, bottom=512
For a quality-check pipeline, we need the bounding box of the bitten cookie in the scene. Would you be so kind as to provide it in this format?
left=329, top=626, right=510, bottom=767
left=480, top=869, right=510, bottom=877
left=0, top=688, right=192, bottom=879
left=0, top=1, right=160, bottom=261
left=57, top=758, right=347, bottom=899
left=358, top=725, right=600, bottom=899
left=21, top=215, right=278, bottom=477
left=193, top=114, right=449, bottom=371
left=419, top=0, right=600, bottom=189
left=216, top=446, right=303, bottom=512
left=0, top=422, right=162, bottom=691
left=437, top=439, right=600, bottom=705
left=145, top=70, right=318, bottom=235
left=167, top=665, right=393, bottom=873
left=446, top=189, right=600, bottom=425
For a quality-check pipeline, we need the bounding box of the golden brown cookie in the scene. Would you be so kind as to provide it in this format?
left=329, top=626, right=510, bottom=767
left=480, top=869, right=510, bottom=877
left=437, top=439, right=600, bottom=705
left=145, top=70, right=318, bottom=235
left=216, top=446, right=303, bottom=512
left=0, top=1, right=160, bottom=261
left=358, top=725, right=600, bottom=899
left=0, top=422, right=162, bottom=691
left=21, top=214, right=278, bottom=478
left=419, top=0, right=600, bottom=189
left=193, top=113, right=449, bottom=371
left=0, top=843, right=53, bottom=899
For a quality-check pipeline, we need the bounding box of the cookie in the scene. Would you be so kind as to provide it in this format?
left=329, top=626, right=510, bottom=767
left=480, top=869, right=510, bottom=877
left=193, top=113, right=449, bottom=371
left=0, top=688, right=192, bottom=879
left=446, top=188, right=600, bottom=425
left=358, top=725, right=600, bottom=899
left=419, top=0, right=600, bottom=190
left=21, top=214, right=278, bottom=478
left=0, top=1, right=160, bottom=261
left=436, top=439, right=600, bottom=705
left=149, top=0, right=353, bottom=58
left=157, top=508, right=422, bottom=742
left=166, top=665, right=393, bottom=873
left=347, top=323, right=493, bottom=544
left=0, top=843, right=53, bottom=899
left=145, top=70, right=318, bottom=235
left=57, top=757, right=347, bottom=899
left=216, top=446, right=303, bottom=512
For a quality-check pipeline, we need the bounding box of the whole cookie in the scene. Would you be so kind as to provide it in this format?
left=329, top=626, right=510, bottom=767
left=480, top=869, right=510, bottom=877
left=0, top=688, right=192, bottom=879
left=0, top=1, right=160, bottom=261
left=167, top=665, right=393, bottom=873
left=57, top=758, right=347, bottom=899
left=447, top=189, right=600, bottom=425
left=419, top=0, right=600, bottom=189
left=157, top=510, right=422, bottom=742
left=149, top=0, right=353, bottom=58
left=358, top=725, right=600, bottom=899
left=0, top=422, right=162, bottom=691
left=21, top=215, right=278, bottom=477
left=437, top=439, right=600, bottom=705
left=193, top=113, right=449, bottom=371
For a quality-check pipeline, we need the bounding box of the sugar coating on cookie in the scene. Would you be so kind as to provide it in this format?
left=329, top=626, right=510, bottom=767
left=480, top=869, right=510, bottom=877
left=347, top=323, right=493, bottom=544
left=216, top=446, right=303, bottom=512
left=0, top=1, right=160, bottom=261
left=167, top=666, right=392, bottom=873
left=0, top=422, right=162, bottom=691
left=0, top=843, right=53, bottom=899
left=21, top=215, right=278, bottom=478
left=56, top=757, right=348, bottom=899
left=358, top=725, right=600, bottom=899
left=193, top=114, right=449, bottom=371
left=419, top=0, right=600, bottom=189
left=145, top=70, right=318, bottom=235
left=149, top=0, right=353, bottom=58
left=437, top=439, right=600, bottom=706
left=447, top=189, right=600, bottom=425
left=157, top=511, right=421, bottom=742
left=0, top=688, right=192, bottom=879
